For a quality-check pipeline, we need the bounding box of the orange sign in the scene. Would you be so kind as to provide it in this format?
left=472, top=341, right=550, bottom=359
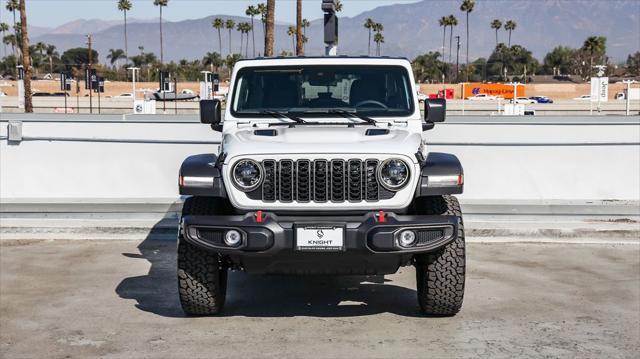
left=463, top=83, right=525, bottom=100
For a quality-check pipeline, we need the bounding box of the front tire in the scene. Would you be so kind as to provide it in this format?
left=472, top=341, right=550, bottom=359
left=414, top=195, right=465, bottom=316
left=177, top=197, right=228, bottom=316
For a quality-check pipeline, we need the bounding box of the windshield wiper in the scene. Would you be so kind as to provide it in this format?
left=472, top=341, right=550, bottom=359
left=328, top=109, right=376, bottom=125
left=260, top=110, right=306, bottom=124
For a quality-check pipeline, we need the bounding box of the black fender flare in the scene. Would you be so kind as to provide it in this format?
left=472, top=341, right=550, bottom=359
left=178, top=153, right=227, bottom=197
left=416, top=152, right=464, bottom=197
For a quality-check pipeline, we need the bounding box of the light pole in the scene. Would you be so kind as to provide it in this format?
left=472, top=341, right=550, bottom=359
left=127, top=67, right=140, bottom=102
left=322, top=0, right=338, bottom=56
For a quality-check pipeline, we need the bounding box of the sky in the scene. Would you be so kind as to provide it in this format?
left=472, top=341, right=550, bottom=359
left=1, top=0, right=421, bottom=28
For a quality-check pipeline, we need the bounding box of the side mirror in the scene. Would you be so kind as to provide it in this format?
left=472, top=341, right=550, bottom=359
left=425, top=98, right=446, bottom=123
left=200, top=99, right=223, bottom=131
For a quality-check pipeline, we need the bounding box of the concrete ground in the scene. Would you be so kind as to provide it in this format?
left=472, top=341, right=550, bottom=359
left=0, top=239, right=638, bottom=359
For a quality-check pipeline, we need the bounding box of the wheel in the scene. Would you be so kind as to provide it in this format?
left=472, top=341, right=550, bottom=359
left=177, top=197, right=228, bottom=316
left=414, top=195, right=465, bottom=316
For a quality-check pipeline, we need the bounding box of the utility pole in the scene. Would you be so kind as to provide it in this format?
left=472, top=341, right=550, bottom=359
left=455, top=36, right=460, bottom=83
left=87, top=35, right=93, bottom=114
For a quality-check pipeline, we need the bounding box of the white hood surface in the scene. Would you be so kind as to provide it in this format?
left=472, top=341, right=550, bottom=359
left=222, top=125, right=423, bottom=162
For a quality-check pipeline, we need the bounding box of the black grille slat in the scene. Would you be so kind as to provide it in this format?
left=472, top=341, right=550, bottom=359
left=262, top=160, right=276, bottom=201
left=296, top=160, right=311, bottom=202
left=279, top=160, right=294, bottom=202
left=314, top=160, right=328, bottom=202
left=331, top=160, right=346, bottom=202
left=365, top=160, right=379, bottom=201
left=348, top=159, right=362, bottom=201
left=197, top=229, right=224, bottom=245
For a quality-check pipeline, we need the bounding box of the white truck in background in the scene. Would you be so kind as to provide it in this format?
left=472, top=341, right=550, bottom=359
left=615, top=88, right=640, bottom=100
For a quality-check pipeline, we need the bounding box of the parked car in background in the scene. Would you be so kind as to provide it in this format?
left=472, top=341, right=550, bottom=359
left=514, top=97, right=536, bottom=104
left=113, top=93, right=134, bottom=99
left=529, top=96, right=554, bottom=104
left=467, top=93, right=497, bottom=101
left=573, top=95, right=592, bottom=101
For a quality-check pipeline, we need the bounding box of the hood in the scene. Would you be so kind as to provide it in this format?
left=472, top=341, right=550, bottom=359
left=222, top=125, right=422, bottom=162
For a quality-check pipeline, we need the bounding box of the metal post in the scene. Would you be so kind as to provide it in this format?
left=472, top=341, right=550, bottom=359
left=87, top=35, right=93, bottom=114
left=625, top=81, right=631, bottom=116
left=174, top=77, right=178, bottom=115
left=461, top=82, right=465, bottom=116
left=455, top=36, right=460, bottom=83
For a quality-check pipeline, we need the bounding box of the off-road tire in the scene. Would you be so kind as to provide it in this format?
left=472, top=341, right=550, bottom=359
left=177, top=196, right=228, bottom=316
left=415, top=195, right=465, bottom=316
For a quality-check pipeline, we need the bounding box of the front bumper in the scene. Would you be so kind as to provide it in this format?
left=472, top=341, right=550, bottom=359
left=181, top=211, right=460, bottom=274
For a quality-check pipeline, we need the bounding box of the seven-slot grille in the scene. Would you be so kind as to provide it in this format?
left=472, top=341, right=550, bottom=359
left=256, top=159, right=396, bottom=203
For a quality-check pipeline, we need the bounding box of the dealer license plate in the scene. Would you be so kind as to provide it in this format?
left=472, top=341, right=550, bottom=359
left=295, top=226, right=344, bottom=251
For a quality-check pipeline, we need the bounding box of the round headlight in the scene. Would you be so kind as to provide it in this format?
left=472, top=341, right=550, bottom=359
left=232, top=159, right=262, bottom=191
left=377, top=158, right=410, bottom=191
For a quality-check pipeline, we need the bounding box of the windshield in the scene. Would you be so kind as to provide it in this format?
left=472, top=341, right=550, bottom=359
left=231, top=65, right=414, bottom=118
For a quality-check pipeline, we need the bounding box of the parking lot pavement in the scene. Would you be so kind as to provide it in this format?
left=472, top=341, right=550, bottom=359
left=1, top=239, right=638, bottom=359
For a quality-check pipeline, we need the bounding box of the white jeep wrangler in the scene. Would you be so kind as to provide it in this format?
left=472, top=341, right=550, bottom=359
left=178, top=57, right=465, bottom=316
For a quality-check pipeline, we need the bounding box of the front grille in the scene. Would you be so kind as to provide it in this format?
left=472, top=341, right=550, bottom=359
left=258, top=159, right=395, bottom=203
left=197, top=228, right=224, bottom=245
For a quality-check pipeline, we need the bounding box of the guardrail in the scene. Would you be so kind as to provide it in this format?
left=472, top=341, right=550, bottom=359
left=1, top=114, right=639, bottom=216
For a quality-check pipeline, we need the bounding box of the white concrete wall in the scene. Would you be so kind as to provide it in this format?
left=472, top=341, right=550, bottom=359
left=1, top=115, right=639, bottom=205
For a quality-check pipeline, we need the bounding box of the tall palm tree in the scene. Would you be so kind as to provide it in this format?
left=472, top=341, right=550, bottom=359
left=45, top=44, right=57, bottom=74
left=490, top=19, right=502, bottom=48
left=287, top=25, right=296, bottom=54
left=34, top=41, right=45, bottom=71
left=302, top=18, right=310, bottom=52
left=460, top=0, right=475, bottom=80
left=237, top=22, right=245, bottom=56
left=5, top=0, right=18, bottom=60
left=107, top=48, right=126, bottom=67
left=447, top=15, right=458, bottom=63
left=246, top=5, right=260, bottom=57
left=225, top=19, right=236, bottom=55
left=243, top=22, right=252, bottom=57
left=18, top=0, right=31, bottom=112
left=295, top=0, right=303, bottom=55
left=335, top=0, right=343, bottom=12
left=213, top=18, right=224, bottom=56
left=364, top=18, right=375, bottom=56
left=258, top=3, right=267, bottom=53
left=439, top=16, right=447, bottom=62
left=374, top=32, right=384, bottom=56
left=153, top=0, right=168, bottom=65
left=265, top=0, right=275, bottom=56
left=117, top=0, right=132, bottom=62
left=504, top=20, right=516, bottom=47
left=0, top=23, right=9, bottom=57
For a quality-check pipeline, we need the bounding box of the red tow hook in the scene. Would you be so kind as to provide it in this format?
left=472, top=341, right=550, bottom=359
left=255, top=210, right=264, bottom=223
left=377, top=210, right=386, bottom=223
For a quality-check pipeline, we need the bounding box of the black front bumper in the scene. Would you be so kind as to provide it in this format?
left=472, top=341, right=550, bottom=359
left=181, top=212, right=460, bottom=274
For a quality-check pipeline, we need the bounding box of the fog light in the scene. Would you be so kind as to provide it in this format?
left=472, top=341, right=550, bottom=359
left=397, top=230, right=417, bottom=247
left=224, top=230, right=242, bottom=247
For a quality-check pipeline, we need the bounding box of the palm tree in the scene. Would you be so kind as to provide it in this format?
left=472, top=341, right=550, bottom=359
left=0, top=23, right=9, bottom=57
left=439, top=16, right=447, bottom=62
left=5, top=0, right=18, bottom=60
left=237, top=22, right=245, bottom=56
left=243, top=22, right=252, bottom=57
left=295, top=0, right=303, bottom=55
left=582, top=36, right=607, bottom=72
left=226, top=53, right=241, bottom=76
left=225, top=19, right=236, bottom=55
left=117, top=0, right=132, bottom=62
left=460, top=0, right=475, bottom=80
left=265, top=0, right=275, bottom=56
left=302, top=18, right=310, bottom=52
left=107, top=48, right=126, bottom=67
left=374, top=32, right=384, bottom=56
left=490, top=19, right=502, bottom=48
left=504, top=20, right=516, bottom=47
left=335, top=0, right=343, bottom=12
left=34, top=41, right=45, bottom=72
left=153, top=0, right=168, bottom=65
left=258, top=3, right=267, bottom=53
left=364, top=18, right=375, bottom=56
left=45, top=44, right=57, bottom=74
left=287, top=25, right=296, bottom=54
left=447, top=15, right=458, bottom=63
left=202, top=51, right=222, bottom=72
left=18, top=0, right=32, bottom=112
left=246, top=5, right=260, bottom=57
left=212, top=18, right=224, bottom=55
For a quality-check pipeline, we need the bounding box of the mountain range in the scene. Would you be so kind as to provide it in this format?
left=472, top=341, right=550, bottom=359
left=27, top=0, right=640, bottom=64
